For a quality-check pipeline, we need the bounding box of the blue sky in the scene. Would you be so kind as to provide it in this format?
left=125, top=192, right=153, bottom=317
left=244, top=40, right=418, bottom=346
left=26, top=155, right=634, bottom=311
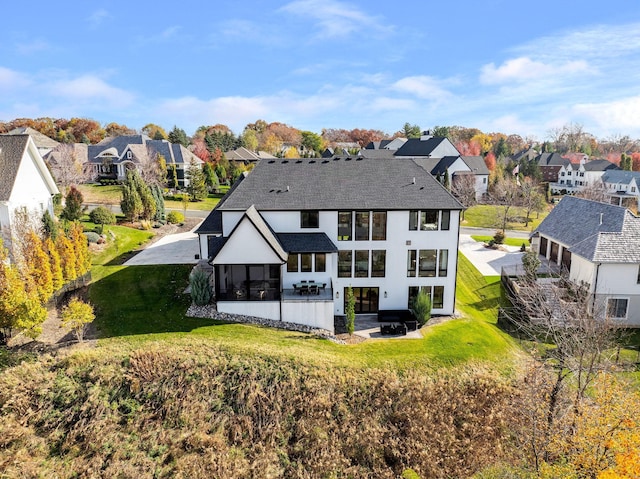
left=2, top=1, right=640, bottom=140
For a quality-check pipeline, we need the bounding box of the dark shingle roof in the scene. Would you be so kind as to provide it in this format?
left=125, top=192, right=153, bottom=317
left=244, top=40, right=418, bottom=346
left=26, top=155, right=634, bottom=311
left=276, top=233, right=338, bottom=253
left=5, top=127, right=60, bottom=149
left=207, top=236, right=227, bottom=259
left=195, top=173, right=247, bottom=235
left=412, top=156, right=459, bottom=176
left=0, top=135, right=29, bottom=201
left=533, top=196, right=640, bottom=262
left=95, top=135, right=148, bottom=156
left=535, top=153, right=570, bottom=167
left=217, top=157, right=463, bottom=211
left=461, top=156, right=490, bottom=175
left=394, top=137, right=446, bottom=157
left=583, top=159, right=619, bottom=172
left=601, top=170, right=640, bottom=185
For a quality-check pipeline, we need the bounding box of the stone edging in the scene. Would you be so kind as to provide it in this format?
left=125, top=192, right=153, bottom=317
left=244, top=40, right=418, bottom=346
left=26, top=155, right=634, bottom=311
left=186, top=304, right=346, bottom=344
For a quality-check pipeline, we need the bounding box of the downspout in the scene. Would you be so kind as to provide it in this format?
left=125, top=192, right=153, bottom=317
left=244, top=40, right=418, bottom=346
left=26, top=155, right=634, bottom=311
left=592, top=263, right=601, bottom=313
left=452, top=209, right=462, bottom=316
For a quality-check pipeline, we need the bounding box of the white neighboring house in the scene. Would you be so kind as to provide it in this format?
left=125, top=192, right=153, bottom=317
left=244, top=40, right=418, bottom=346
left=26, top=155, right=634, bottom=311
left=551, top=159, right=619, bottom=194
left=601, top=170, right=640, bottom=209
left=195, top=157, right=463, bottom=333
left=531, top=196, right=640, bottom=326
left=0, top=135, right=59, bottom=254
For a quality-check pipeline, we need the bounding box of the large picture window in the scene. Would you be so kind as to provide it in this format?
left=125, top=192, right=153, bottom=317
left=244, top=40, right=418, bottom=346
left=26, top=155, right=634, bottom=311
left=371, top=250, right=386, bottom=277
left=300, top=210, right=319, bottom=228
left=420, top=210, right=439, bottom=231
left=418, top=250, right=437, bottom=277
left=433, top=286, right=444, bottom=309
left=338, top=211, right=352, bottom=241
left=315, top=253, right=326, bottom=273
left=338, top=250, right=352, bottom=278
left=372, top=211, right=387, bottom=240
left=216, top=264, right=280, bottom=301
left=355, top=211, right=370, bottom=241
left=355, top=250, right=369, bottom=277
left=287, top=254, right=298, bottom=272
left=300, top=253, right=312, bottom=273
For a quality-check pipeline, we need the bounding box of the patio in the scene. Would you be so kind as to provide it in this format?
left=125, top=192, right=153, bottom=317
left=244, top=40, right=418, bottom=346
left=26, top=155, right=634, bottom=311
left=282, top=287, right=333, bottom=301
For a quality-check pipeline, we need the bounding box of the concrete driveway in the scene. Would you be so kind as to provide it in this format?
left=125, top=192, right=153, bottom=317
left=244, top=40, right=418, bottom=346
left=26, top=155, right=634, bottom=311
left=458, top=234, right=524, bottom=276
left=124, top=223, right=202, bottom=266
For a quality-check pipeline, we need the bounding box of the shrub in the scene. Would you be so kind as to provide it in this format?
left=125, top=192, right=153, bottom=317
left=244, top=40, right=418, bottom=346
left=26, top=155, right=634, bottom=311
left=89, top=206, right=116, bottom=234
left=493, top=230, right=505, bottom=245
left=412, top=289, right=432, bottom=326
left=189, top=268, right=211, bottom=305
left=520, top=243, right=527, bottom=252
left=60, top=297, right=95, bottom=342
left=166, top=211, right=184, bottom=224
left=345, top=286, right=355, bottom=335
left=84, top=232, right=101, bottom=243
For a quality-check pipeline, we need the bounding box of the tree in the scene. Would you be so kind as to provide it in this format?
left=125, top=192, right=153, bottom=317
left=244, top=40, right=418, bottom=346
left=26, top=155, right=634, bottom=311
left=150, top=184, right=165, bottom=222
left=411, top=289, right=431, bottom=326
left=142, top=123, right=167, bottom=140
left=42, top=210, right=58, bottom=241
left=189, top=268, right=212, bottom=305
left=69, top=222, right=90, bottom=277
left=61, top=297, right=95, bottom=342
left=89, top=206, right=116, bottom=234
left=186, top=162, right=208, bottom=201
left=240, top=128, right=259, bottom=151
left=451, top=174, right=477, bottom=207
left=202, top=162, right=219, bottom=192
left=104, top=122, right=136, bottom=136
left=442, top=170, right=450, bottom=190
left=55, top=232, right=76, bottom=281
left=21, top=230, right=54, bottom=304
left=484, top=151, right=497, bottom=172
left=120, top=179, right=143, bottom=222
left=620, top=153, right=632, bottom=171
left=137, top=147, right=167, bottom=186
left=120, top=170, right=154, bottom=221
left=345, top=286, right=355, bottom=335
left=520, top=178, right=546, bottom=226
left=61, top=186, right=85, bottom=221
left=402, top=122, right=421, bottom=139
left=44, top=236, right=64, bottom=292
left=576, top=182, right=610, bottom=203
left=489, top=176, right=522, bottom=232
left=167, top=125, right=190, bottom=147
left=47, top=144, right=88, bottom=192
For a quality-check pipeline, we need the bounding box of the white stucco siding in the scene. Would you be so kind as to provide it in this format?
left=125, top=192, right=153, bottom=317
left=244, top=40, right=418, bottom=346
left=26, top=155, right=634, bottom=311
left=432, top=139, right=461, bottom=157
left=9, top=149, right=55, bottom=216
left=475, top=175, right=489, bottom=200
left=217, top=301, right=281, bottom=321
left=569, top=254, right=597, bottom=290
left=595, top=264, right=640, bottom=296
left=213, top=217, right=283, bottom=264
left=282, top=253, right=334, bottom=289
left=222, top=211, right=245, bottom=236
left=282, top=301, right=334, bottom=331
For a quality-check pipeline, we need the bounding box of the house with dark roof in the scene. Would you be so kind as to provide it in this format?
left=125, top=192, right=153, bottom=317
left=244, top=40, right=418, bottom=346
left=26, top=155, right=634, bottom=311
left=225, top=146, right=277, bottom=163
left=531, top=196, right=640, bottom=326
left=551, top=158, right=620, bottom=194
left=0, top=135, right=59, bottom=254
left=195, top=157, right=463, bottom=332
left=533, top=152, right=571, bottom=183
left=601, top=170, right=640, bottom=209
left=44, top=134, right=202, bottom=187
left=3, top=127, right=60, bottom=156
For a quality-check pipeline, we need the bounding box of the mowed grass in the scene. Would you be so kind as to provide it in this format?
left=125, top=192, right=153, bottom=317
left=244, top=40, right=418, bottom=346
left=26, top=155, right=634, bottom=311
left=462, top=204, right=548, bottom=231
left=89, top=250, right=519, bottom=371
left=471, top=235, right=530, bottom=248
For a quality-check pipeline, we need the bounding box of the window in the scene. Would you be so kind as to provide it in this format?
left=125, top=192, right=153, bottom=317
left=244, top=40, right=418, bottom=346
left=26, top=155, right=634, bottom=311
left=215, top=264, right=281, bottom=301
left=438, top=250, right=448, bottom=277
left=355, top=211, right=370, bottom=241
left=483, top=177, right=487, bottom=184
left=633, top=187, right=637, bottom=193
left=420, top=210, right=438, bottom=231
left=301, top=253, right=312, bottom=273
left=607, top=298, right=628, bottom=319
left=567, top=171, right=572, bottom=176
left=355, top=250, right=369, bottom=277
left=126, top=151, right=132, bottom=159
left=407, top=250, right=416, bottom=277
left=408, top=286, right=431, bottom=309
left=300, top=210, right=319, bottom=228
left=338, top=211, right=352, bottom=241
left=418, top=250, right=437, bottom=277
left=561, top=172, right=565, bottom=176
left=338, top=251, right=352, bottom=278
left=315, top=253, right=326, bottom=273
left=372, top=250, right=386, bottom=277
left=372, top=211, right=387, bottom=240
left=440, top=211, right=450, bottom=231
left=287, top=254, right=298, bottom=272
left=433, top=286, right=444, bottom=309
left=409, top=210, right=419, bottom=231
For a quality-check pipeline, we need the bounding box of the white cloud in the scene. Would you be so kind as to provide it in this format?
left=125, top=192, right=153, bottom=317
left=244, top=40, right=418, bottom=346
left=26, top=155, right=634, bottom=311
left=573, top=96, right=640, bottom=136
left=51, top=75, right=135, bottom=108
left=280, top=0, right=392, bottom=38
left=87, top=9, right=111, bottom=28
left=392, top=76, right=453, bottom=102
left=480, top=57, right=590, bottom=85
left=0, top=67, right=30, bottom=91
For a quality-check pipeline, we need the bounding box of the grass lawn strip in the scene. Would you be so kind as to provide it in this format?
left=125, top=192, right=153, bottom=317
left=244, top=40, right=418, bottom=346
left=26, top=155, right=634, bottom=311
left=470, top=235, right=530, bottom=248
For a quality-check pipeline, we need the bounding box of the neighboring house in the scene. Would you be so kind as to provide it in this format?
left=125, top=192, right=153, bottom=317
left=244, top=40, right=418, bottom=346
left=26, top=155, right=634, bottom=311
left=225, top=146, right=277, bottom=164
left=551, top=159, right=619, bottom=194
left=531, top=196, right=640, bottom=326
left=532, top=153, right=571, bottom=183
left=460, top=156, right=489, bottom=200
left=509, top=147, right=538, bottom=164
left=0, top=135, right=59, bottom=254
left=45, top=135, right=203, bottom=187
left=394, top=132, right=461, bottom=158
left=363, top=138, right=408, bottom=151
left=195, top=157, right=463, bottom=333
left=4, top=127, right=60, bottom=157
left=601, top=170, right=640, bottom=209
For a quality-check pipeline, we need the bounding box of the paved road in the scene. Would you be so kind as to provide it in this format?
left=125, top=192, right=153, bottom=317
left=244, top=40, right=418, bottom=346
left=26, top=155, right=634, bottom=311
left=460, top=226, right=531, bottom=239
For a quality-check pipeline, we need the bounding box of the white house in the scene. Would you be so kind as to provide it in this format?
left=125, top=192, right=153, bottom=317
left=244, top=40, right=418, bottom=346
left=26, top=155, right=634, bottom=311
left=531, top=196, right=640, bottom=326
left=601, top=170, right=640, bottom=209
left=0, top=135, right=59, bottom=254
left=551, top=159, right=619, bottom=194
left=195, top=157, right=463, bottom=333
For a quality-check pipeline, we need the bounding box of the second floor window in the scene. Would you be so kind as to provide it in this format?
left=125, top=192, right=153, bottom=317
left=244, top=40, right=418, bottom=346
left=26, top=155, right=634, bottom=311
left=372, top=211, right=387, bottom=240
left=420, top=211, right=438, bottom=231
left=300, top=210, right=319, bottom=228
left=355, top=211, right=370, bottom=241
left=338, top=211, right=352, bottom=240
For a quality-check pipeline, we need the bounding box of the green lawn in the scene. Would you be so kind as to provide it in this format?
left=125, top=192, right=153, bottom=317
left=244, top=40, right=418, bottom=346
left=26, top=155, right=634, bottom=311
left=462, top=204, right=549, bottom=231
left=88, top=247, right=519, bottom=371
left=471, top=235, right=530, bottom=248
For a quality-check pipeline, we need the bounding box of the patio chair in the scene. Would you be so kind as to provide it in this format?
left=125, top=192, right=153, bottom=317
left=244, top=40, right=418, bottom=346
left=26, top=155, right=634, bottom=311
left=308, top=283, right=319, bottom=295
left=300, top=284, right=309, bottom=295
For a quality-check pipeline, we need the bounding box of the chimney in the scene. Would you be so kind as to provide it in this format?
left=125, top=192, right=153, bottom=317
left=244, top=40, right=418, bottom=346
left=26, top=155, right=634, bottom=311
left=286, top=185, right=290, bottom=192
left=412, top=177, right=416, bottom=184
left=599, top=213, right=603, bottom=225
left=420, top=130, right=432, bottom=141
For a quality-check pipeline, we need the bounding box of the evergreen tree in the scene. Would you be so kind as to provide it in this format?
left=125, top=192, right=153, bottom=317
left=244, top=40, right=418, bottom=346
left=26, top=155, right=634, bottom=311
left=22, top=230, right=54, bottom=304
left=150, top=184, right=165, bottom=221
left=56, top=232, right=77, bottom=281
left=44, top=237, right=64, bottom=292
left=186, top=162, right=208, bottom=201
left=69, top=222, right=90, bottom=277
left=202, top=162, right=219, bottom=191
left=167, top=126, right=189, bottom=147
left=443, top=170, right=450, bottom=190
left=345, top=286, right=355, bottom=335
left=61, top=186, right=84, bottom=221
left=120, top=171, right=144, bottom=221
left=189, top=268, right=212, bottom=305
left=42, top=210, right=58, bottom=241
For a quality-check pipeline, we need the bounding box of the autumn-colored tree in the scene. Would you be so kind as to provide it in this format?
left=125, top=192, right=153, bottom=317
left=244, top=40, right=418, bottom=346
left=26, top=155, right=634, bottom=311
left=455, top=140, right=481, bottom=156
left=631, top=152, right=640, bottom=171
left=349, top=128, right=386, bottom=147
left=283, top=146, right=299, bottom=158
left=21, top=230, right=54, bottom=304
left=44, top=236, right=64, bottom=292
left=104, top=122, right=136, bottom=137
left=262, top=133, right=283, bottom=155
left=191, top=138, right=211, bottom=163
left=484, top=152, right=497, bottom=171
left=240, top=128, right=259, bottom=151
left=69, top=222, right=90, bottom=277
left=56, top=231, right=77, bottom=282
left=61, top=297, right=95, bottom=342
left=142, top=123, right=168, bottom=140
left=61, top=186, right=85, bottom=221
left=471, top=133, right=493, bottom=155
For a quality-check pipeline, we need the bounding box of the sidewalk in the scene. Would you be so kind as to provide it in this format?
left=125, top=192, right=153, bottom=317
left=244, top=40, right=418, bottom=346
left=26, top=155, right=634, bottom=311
left=458, top=234, right=524, bottom=276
